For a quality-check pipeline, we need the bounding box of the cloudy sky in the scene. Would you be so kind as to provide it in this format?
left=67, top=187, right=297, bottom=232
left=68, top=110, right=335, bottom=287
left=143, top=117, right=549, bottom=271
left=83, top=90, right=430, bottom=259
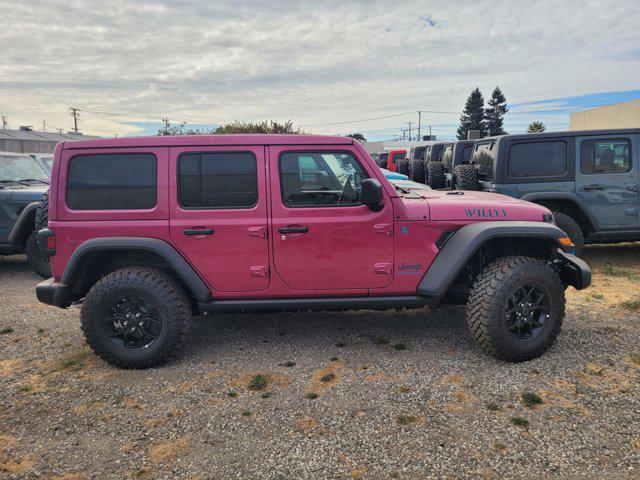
left=1, top=0, right=638, bottom=140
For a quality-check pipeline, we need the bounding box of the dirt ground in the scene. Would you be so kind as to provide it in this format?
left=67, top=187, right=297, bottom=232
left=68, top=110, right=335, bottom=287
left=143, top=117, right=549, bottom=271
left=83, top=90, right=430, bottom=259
left=1, top=244, right=639, bottom=479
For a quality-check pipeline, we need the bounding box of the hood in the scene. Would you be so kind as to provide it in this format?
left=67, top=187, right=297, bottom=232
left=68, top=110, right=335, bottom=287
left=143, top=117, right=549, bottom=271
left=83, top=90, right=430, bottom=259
left=395, top=189, right=550, bottom=222
left=3, top=184, right=49, bottom=202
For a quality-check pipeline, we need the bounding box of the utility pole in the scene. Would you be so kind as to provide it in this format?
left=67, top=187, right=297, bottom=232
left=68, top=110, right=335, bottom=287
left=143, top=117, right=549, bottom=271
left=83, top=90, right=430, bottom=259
left=42, top=120, right=46, bottom=132
left=1, top=115, right=7, bottom=130
left=417, top=111, right=421, bottom=140
left=70, top=107, right=81, bottom=133
left=406, top=122, right=413, bottom=141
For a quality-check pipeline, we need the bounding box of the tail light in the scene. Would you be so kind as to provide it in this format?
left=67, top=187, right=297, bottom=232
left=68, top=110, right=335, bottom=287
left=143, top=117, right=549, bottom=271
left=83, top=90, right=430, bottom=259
left=38, top=228, right=56, bottom=257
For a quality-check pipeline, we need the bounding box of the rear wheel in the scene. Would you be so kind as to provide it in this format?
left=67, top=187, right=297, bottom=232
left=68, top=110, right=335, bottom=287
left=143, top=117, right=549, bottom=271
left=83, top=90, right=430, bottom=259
left=466, top=256, right=565, bottom=362
left=409, top=159, right=425, bottom=183
left=25, top=231, right=51, bottom=278
left=426, top=161, right=445, bottom=189
left=453, top=164, right=479, bottom=191
left=552, top=211, right=584, bottom=256
left=81, top=267, right=191, bottom=368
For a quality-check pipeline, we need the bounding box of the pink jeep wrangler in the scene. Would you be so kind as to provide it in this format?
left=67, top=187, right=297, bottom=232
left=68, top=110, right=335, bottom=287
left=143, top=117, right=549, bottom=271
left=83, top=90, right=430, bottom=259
left=36, top=135, right=590, bottom=368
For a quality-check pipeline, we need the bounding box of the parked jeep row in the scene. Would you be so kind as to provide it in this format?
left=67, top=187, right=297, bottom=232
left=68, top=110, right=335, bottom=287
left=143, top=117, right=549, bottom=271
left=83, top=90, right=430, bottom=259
left=372, top=129, right=640, bottom=255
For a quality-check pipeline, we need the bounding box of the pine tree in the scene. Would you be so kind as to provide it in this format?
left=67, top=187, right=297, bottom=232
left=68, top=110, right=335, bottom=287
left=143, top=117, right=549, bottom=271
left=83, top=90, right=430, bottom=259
left=527, top=121, right=546, bottom=133
left=484, top=86, right=508, bottom=136
left=457, top=88, right=486, bottom=140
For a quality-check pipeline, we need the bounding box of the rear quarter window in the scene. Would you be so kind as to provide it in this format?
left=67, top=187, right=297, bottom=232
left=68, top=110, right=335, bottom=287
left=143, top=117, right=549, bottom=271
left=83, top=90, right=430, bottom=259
left=67, top=153, right=157, bottom=210
left=508, top=141, right=567, bottom=177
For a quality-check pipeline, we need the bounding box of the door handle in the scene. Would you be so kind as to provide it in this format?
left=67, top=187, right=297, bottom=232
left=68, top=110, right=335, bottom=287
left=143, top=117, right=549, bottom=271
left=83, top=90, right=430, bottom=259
left=583, top=184, right=604, bottom=191
left=278, top=226, right=309, bottom=234
left=183, top=228, right=214, bottom=236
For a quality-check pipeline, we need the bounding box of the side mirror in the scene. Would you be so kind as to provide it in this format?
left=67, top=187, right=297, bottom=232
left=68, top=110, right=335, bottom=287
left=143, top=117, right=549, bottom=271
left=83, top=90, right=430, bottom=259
left=361, top=178, right=384, bottom=211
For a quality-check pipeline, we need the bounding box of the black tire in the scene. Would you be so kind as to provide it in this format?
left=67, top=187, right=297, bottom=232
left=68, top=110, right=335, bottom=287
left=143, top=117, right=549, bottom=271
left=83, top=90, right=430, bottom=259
left=466, top=256, right=565, bottom=362
left=426, top=161, right=445, bottom=189
left=397, top=158, right=409, bottom=176
left=453, top=164, right=480, bottom=191
left=25, top=231, right=51, bottom=278
left=35, top=190, right=49, bottom=232
left=81, top=267, right=191, bottom=368
left=409, top=158, right=425, bottom=183
left=552, top=211, right=584, bottom=256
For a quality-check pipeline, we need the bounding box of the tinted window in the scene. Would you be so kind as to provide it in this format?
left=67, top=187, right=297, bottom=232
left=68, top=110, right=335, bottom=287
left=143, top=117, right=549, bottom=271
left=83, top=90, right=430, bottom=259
left=472, top=142, right=497, bottom=180
left=462, top=146, right=473, bottom=164
left=580, top=139, right=631, bottom=174
left=178, top=152, right=257, bottom=208
left=508, top=141, right=567, bottom=177
left=435, top=146, right=445, bottom=161
left=280, top=152, right=368, bottom=207
left=67, top=153, right=156, bottom=210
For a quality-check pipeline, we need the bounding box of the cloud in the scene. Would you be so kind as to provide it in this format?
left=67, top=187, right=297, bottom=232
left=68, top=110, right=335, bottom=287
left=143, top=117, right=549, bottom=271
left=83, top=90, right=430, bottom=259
left=0, top=0, right=638, bottom=138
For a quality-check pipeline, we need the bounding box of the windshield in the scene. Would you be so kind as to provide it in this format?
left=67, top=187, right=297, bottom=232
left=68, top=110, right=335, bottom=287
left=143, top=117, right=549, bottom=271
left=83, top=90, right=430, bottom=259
left=0, top=155, right=50, bottom=182
left=472, top=142, right=496, bottom=180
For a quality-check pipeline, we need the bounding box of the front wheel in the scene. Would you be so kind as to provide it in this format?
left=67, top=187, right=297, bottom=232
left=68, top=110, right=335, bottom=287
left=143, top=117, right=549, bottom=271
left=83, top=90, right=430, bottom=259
left=466, top=256, right=565, bottom=362
left=81, top=267, right=191, bottom=368
left=426, top=161, right=445, bottom=189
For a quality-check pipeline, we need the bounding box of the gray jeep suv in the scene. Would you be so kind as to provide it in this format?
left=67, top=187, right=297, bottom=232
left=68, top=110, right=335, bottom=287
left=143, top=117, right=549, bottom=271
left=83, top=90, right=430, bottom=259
left=456, top=129, right=640, bottom=255
left=0, top=151, right=51, bottom=276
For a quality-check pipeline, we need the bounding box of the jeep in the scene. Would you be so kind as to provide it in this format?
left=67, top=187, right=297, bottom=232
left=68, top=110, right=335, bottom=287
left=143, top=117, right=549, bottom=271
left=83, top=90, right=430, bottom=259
left=37, top=135, right=590, bottom=368
left=422, top=141, right=448, bottom=189
left=0, top=151, right=51, bottom=277
left=457, top=129, right=640, bottom=255
left=442, top=139, right=475, bottom=189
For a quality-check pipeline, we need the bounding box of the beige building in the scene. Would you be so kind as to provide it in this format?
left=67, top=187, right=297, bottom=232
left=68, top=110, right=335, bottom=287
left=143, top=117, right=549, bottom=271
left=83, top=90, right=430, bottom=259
left=570, top=99, right=640, bottom=130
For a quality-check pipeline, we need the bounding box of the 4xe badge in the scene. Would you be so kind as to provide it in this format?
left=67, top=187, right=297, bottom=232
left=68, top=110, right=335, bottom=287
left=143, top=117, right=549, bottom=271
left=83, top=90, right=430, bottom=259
left=465, top=208, right=508, bottom=219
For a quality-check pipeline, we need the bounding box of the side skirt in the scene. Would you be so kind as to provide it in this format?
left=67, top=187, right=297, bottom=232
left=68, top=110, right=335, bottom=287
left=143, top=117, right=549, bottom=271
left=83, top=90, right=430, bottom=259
left=198, top=296, right=435, bottom=314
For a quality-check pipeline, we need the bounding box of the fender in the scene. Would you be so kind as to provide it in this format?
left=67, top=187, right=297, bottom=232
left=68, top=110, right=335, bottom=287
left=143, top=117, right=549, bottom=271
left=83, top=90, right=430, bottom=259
left=417, top=221, right=568, bottom=298
left=7, top=202, right=39, bottom=246
left=59, top=237, right=211, bottom=303
left=519, top=192, right=598, bottom=231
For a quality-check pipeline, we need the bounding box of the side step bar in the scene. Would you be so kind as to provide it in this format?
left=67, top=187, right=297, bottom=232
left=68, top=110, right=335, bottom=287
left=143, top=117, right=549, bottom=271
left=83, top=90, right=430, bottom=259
left=198, top=296, right=435, bottom=314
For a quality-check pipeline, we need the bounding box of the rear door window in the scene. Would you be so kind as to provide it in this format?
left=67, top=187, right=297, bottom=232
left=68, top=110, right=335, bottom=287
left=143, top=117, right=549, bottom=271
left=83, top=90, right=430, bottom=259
left=580, top=139, right=631, bottom=174
left=508, top=141, right=567, bottom=177
left=178, top=152, right=257, bottom=208
left=472, top=142, right=496, bottom=180
left=67, top=153, right=157, bottom=210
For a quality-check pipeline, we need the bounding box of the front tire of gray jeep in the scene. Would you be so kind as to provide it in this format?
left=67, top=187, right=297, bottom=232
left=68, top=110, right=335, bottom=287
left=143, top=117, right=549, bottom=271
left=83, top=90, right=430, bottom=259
left=25, top=231, right=51, bottom=278
left=81, top=267, right=191, bottom=368
left=466, top=256, right=565, bottom=362
left=426, top=161, right=445, bottom=189
left=552, top=211, right=584, bottom=256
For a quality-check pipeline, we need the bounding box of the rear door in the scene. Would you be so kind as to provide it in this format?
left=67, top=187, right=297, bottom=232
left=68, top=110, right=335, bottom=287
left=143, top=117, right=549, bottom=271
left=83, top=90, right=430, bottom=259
left=575, top=134, right=639, bottom=227
left=169, top=145, right=269, bottom=292
left=269, top=146, right=394, bottom=291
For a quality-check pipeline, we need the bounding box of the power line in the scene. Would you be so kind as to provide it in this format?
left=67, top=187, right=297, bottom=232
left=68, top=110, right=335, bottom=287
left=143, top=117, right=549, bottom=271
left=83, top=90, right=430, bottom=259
left=299, top=111, right=416, bottom=127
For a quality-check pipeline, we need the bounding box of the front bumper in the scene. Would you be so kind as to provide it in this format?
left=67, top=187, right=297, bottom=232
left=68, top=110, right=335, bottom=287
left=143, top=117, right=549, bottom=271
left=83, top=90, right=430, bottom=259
left=36, top=278, right=70, bottom=308
left=554, top=251, right=591, bottom=290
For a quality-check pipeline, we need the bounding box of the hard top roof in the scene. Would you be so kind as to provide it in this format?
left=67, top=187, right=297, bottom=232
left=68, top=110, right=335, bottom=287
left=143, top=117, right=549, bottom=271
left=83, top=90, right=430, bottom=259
left=63, top=134, right=355, bottom=150
left=476, top=128, right=640, bottom=145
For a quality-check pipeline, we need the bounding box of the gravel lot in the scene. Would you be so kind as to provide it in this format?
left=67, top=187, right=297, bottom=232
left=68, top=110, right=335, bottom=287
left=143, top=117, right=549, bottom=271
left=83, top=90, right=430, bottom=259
left=1, top=244, right=639, bottom=479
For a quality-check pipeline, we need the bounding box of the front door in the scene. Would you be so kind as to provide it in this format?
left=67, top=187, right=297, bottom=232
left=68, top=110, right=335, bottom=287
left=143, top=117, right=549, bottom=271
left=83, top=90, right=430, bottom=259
left=575, top=134, right=639, bottom=227
left=169, top=146, right=270, bottom=292
left=269, top=146, right=394, bottom=291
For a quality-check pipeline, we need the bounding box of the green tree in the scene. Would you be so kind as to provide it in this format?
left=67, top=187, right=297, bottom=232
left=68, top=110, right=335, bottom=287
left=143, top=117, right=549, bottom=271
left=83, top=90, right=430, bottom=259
left=457, top=88, right=486, bottom=140
left=214, top=120, right=302, bottom=134
left=345, top=133, right=366, bottom=142
left=484, top=86, right=508, bottom=136
left=527, top=121, right=546, bottom=133
left=157, top=118, right=208, bottom=135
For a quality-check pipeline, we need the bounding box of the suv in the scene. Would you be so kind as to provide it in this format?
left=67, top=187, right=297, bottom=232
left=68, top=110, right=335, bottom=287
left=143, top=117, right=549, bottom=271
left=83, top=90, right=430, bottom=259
left=442, top=140, right=475, bottom=189
left=422, top=142, right=448, bottom=189
left=0, top=151, right=51, bottom=277
left=459, top=129, right=640, bottom=255
left=37, top=135, right=590, bottom=368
